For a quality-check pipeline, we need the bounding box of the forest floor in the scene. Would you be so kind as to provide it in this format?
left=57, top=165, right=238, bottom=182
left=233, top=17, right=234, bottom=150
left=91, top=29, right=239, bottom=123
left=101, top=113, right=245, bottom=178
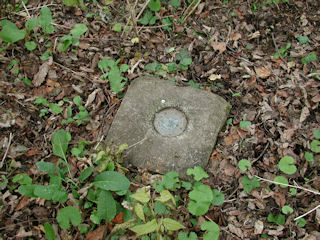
left=0, top=0, right=319, bottom=239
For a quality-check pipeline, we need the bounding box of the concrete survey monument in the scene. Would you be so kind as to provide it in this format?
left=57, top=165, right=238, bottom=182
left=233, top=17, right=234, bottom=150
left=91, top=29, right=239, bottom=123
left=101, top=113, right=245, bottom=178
left=106, top=76, right=230, bottom=177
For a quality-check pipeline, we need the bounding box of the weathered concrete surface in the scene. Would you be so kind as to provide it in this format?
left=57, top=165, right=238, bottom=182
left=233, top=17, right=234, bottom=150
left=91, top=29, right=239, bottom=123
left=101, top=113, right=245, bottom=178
left=106, top=75, right=230, bottom=177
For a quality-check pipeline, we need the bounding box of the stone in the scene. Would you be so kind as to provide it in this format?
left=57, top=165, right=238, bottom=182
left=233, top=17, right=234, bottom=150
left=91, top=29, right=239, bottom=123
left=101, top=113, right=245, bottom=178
left=106, top=76, right=230, bottom=178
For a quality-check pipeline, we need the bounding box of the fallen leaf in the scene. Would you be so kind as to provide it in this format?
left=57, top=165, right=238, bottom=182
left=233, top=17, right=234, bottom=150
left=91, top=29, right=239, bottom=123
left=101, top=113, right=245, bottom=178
left=32, top=56, right=52, bottom=87
left=299, top=106, right=310, bottom=124
left=273, top=191, right=286, bottom=207
left=210, top=40, right=226, bottom=54
left=209, top=74, right=221, bottom=81
left=15, top=196, right=30, bottom=211
left=86, top=225, right=105, bottom=240
left=228, top=223, right=244, bottom=238
left=16, top=226, right=33, bottom=238
left=112, top=212, right=124, bottom=224
left=254, top=66, right=271, bottom=79
left=254, top=220, right=264, bottom=235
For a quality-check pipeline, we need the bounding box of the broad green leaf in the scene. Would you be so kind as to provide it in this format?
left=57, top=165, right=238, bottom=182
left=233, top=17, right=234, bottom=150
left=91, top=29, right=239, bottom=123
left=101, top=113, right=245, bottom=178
left=70, top=24, right=88, bottom=36
left=49, top=103, right=63, bottom=114
left=130, top=188, right=150, bottom=204
left=0, top=20, right=26, bottom=43
left=159, top=171, right=180, bottom=191
left=201, top=221, right=220, bottom=240
left=177, top=231, right=197, bottom=240
left=97, top=190, right=116, bottom=223
left=34, top=97, right=48, bottom=106
left=296, top=218, right=306, bottom=227
left=109, top=68, right=126, bottom=93
left=167, top=62, right=178, bottom=72
left=18, top=185, right=37, bottom=198
left=169, top=0, right=181, bottom=8
left=148, top=0, right=161, bottom=11
left=78, top=166, right=93, bottom=183
left=130, top=219, right=157, bottom=236
left=155, top=190, right=175, bottom=205
left=211, top=189, right=225, bottom=206
left=310, top=140, right=320, bottom=153
left=73, top=96, right=82, bottom=106
left=278, top=156, right=297, bottom=174
left=63, top=0, right=80, bottom=7
left=274, top=176, right=288, bottom=188
left=120, top=64, right=129, bottom=73
left=13, top=173, right=32, bottom=185
left=240, top=120, right=251, bottom=128
left=267, top=213, right=285, bottom=226
left=282, top=205, right=293, bottom=215
left=44, top=222, right=56, bottom=240
left=25, top=41, right=37, bottom=51
left=57, top=206, right=82, bottom=229
left=162, top=218, right=185, bottom=231
left=241, top=176, right=261, bottom=194
left=301, top=52, right=317, bottom=64
left=154, top=201, right=169, bottom=215
left=297, top=35, right=309, bottom=44
left=304, top=152, right=314, bottom=162
left=34, top=185, right=67, bottom=203
left=188, top=200, right=210, bottom=216
left=134, top=203, right=145, bottom=222
left=112, top=23, right=122, bottom=32
left=186, top=166, right=208, bottom=181
left=189, top=184, right=213, bottom=202
left=238, top=159, right=251, bottom=171
left=25, top=18, right=39, bottom=31
left=36, top=162, right=56, bottom=175
left=51, top=129, right=71, bottom=161
left=39, top=7, right=54, bottom=34
left=93, top=171, right=130, bottom=192
left=313, top=129, right=320, bottom=139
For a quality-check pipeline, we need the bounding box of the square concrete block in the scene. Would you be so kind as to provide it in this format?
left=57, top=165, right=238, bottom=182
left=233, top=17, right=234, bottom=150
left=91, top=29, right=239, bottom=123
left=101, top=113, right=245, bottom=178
left=106, top=76, right=230, bottom=177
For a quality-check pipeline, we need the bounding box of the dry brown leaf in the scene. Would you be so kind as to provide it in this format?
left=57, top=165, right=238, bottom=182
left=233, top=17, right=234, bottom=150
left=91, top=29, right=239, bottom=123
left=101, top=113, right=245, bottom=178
left=15, top=196, right=30, bottom=211
left=273, top=191, right=286, bottom=207
left=228, top=223, right=244, bottom=238
left=32, top=56, right=52, bottom=87
left=210, top=40, right=226, bottom=54
left=299, top=106, right=310, bottom=124
left=220, top=159, right=236, bottom=176
left=254, top=220, right=264, bottom=235
left=16, top=226, right=33, bottom=238
left=86, top=225, right=106, bottom=240
left=254, top=66, right=271, bottom=79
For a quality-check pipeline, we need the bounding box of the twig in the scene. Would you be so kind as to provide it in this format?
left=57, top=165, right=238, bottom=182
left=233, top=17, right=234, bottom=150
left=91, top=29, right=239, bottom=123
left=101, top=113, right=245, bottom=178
left=21, top=0, right=31, bottom=18
left=128, top=59, right=143, bottom=74
left=94, top=136, right=104, bottom=150
left=138, top=23, right=171, bottom=31
left=251, top=142, right=270, bottom=164
left=182, top=0, right=202, bottom=25
left=271, top=33, right=286, bottom=64
left=53, top=61, right=92, bottom=82
left=0, top=133, right=13, bottom=169
left=254, top=175, right=320, bottom=195
left=136, top=0, right=150, bottom=19
left=294, top=204, right=320, bottom=221
left=16, top=3, right=58, bottom=14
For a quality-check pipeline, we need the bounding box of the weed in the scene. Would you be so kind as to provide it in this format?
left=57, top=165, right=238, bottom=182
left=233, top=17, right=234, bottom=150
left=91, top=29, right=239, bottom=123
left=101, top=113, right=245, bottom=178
left=58, top=23, right=88, bottom=52
left=274, top=42, right=291, bottom=59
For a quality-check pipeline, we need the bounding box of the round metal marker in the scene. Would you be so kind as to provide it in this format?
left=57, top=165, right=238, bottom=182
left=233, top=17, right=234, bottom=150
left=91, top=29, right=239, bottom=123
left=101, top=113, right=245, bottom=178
left=154, top=108, right=187, bottom=137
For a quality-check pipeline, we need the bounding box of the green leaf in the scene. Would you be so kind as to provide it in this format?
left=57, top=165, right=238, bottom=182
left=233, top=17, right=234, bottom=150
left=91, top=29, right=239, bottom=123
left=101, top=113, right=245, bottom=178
left=13, top=174, right=32, bottom=185
left=70, top=24, right=88, bottom=36
left=153, top=201, right=169, bottom=215
left=39, top=7, right=54, bottom=34
left=167, top=62, right=178, bottom=72
left=177, top=231, right=198, bottom=240
left=40, top=51, right=52, bottom=61
left=296, top=218, right=306, bottom=227
left=93, top=171, right=130, bottom=192
left=25, top=18, right=39, bottom=32
left=182, top=181, right=192, bottom=190
left=34, top=185, right=68, bottom=203
left=240, top=120, right=251, bottom=128
left=186, top=166, right=208, bottom=181
left=49, top=103, right=63, bottom=114
left=162, top=218, right=185, bottom=231
left=18, top=185, right=37, bottom=198
left=188, top=200, right=211, bottom=216
left=157, top=171, right=180, bottom=191
left=238, top=159, right=251, bottom=171
left=78, top=166, right=93, bottom=183
left=241, top=176, right=261, bottom=194
left=274, top=176, right=288, bottom=188
left=155, top=190, right=176, bottom=205
left=0, top=20, right=26, bottom=43
left=301, top=52, right=317, bottom=64
left=304, top=152, right=314, bottom=162
left=97, top=190, right=116, bottom=223
left=51, top=129, right=71, bottom=161
left=73, top=95, right=82, bottom=106
left=130, top=219, right=158, bottom=236
left=63, top=0, right=80, bottom=7
left=297, top=35, right=309, bottom=44
left=0, top=175, right=8, bottom=191
left=140, top=10, right=156, bottom=25
left=57, top=206, right=82, bottom=229
left=148, top=0, right=161, bottom=11
left=25, top=41, right=37, bottom=51
left=44, top=222, right=56, bottom=240
left=135, top=203, right=145, bottom=222
left=120, top=64, right=129, bottom=73
left=278, top=156, right=297, bottom=174
left=112, top=23, right=122, bottom=32
left=169, top=0, right=181, bottom=8
left=189, top=183, right=213, bottom=202
left=267, top=213, right=285, bottom=226
left=201, top=221, right=220, bottom=240
left=36, top=162, right=56, bottom=175
left=130, top=188, right=150, bottom=204
left=313, top=129, right=320, bottom=139
left=282, top=205, right=293, bottom=215
left=188, top=80, right=200, bottom=89
left=310, top=140, right=320, bottom=153
left=211, top=189, right=225, bottom=206
left=109, top=68, right=126, bottom=93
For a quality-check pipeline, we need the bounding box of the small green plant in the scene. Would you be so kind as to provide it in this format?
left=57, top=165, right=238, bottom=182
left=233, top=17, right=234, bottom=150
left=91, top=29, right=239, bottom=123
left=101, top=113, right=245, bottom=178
left=175, top=48, right=192, bottom=71
left=58, top=23, right=88, bottom=52
left=241, top=175, right=261, bottom=194
left=301, top=52, right=317, bottom=64
left=239, top=115, right=252, bottom=128
left=0, top=20, right=26, bottom=45
left=278, top=156, right=297, bottom=175
left=98, top=58, right=129, bottom=93
left=238, top=159, right=251, bottom=171
left=274, top=42, right=291, bottom=59
left=8, top=59, right=19, bottom=76
left=267, top=213, right=285, bottom=225
left=148, top=0, right=161, bottom=12
left=140, top=10, right=157, bottom=25
left=297, top=35, right=309, bottom=44
left=62, top=96, right=90, bottom=125
left=62, top=0, right=88, bottom=10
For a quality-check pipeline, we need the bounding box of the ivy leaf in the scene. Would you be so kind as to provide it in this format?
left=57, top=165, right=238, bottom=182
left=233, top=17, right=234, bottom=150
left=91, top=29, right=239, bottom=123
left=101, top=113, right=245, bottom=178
left=238, top=159, right=251, bottom=171
left=278, top=156, right=297, bottom=174
left=274, top=176, right=288, bottom=188
left=57, top=206, right=82, bottom=229
left=201, top=221, right=220, bottom=240
left=162, top=218, right=185, bottom=231
left=304, top=152, right=314, bottom=162
left=51, top=129, right=71, bottom=161
left=282, top=205, right=293, bottom=215
left=313, top=129, right=320, bottom=139
left=188, top=200, right=211, bottom=216
left=49, top=103, right=63, bottom=114
left=97, top=190, right=116, bottom=223
left=267, top=213, right=285, bottom=226
left=130, top=219, right=158, bottom=236
left=189, top=184, right=213, bottom=203
left=93, top=171, right=130, bottom=192
left=241, top=176, right=261, bottom=194
left=0, top=20, right=26, bottom=43
left=70, top=23, right=88, bottom=37
left=44, top=222, right=56, bottom=240
left=177, top=231, right=198, bottom=240
left=155, top=190, right=176, bottom=205
left=148, top=0, right=161, bottom=11
left=186, top=166, right=208, bottom=181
